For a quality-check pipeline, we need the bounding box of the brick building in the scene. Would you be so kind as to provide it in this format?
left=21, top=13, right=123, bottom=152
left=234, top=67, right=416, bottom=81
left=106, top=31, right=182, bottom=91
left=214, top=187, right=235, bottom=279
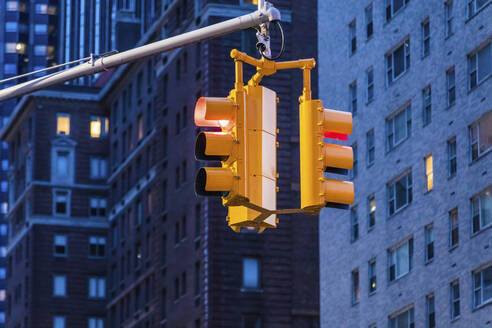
left=100, top=1, right=319, bottom=327
left=0, top=90, right=109, bottom=327
left=319, top=1, right=492, bottom=327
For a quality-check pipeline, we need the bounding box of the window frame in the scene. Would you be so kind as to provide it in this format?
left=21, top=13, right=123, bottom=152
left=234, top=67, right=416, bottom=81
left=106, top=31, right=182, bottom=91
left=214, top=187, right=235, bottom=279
left=386, top=104, right=412, bottom=152
left=445, top=0, right=454, bottom=37
left=89, top=116, right=108, bottom=139
left=349, top=81, right=357, bottom=116
left=426, top=293, right=435, bottom=328
left=56, top=113, right=71, bottom=136
left=421, top=19, right=430, bottom=58
left=53, top=274, right=67, bottom=297
left=53, top=189, right=70, bottom=217
left=53, top=234, right=68, bottom=257
left=385, top=38, right=410, bottom=85
left=422, top=85, right=431, bottom=127
left=424, top=155, right=433, bottom=192
left=368, top=259, right=377, bottom=294
left=424, top=224, right=434, bottom=263
left=367, top=194, right=376, bottom=230
left=467, top=0, right=491, bottom=18
left=449, top=208, right=459, bottom=249
left=88, top=276, right=106, bottom=299
left=242, top=257, right=261, bottom=291
left=387, top=170, right=413, bottom=216
left=388, top=237, right=413, bottom=282
left=89, top=197, right=107, bottom=217
left=471, top=186, right=492, bottom=234
left=366, top=67, right=374, bottom=103
left=349, top=20, right=356, bottom=55
left=385, top=0, right=410, bottom=22
left=90, top=157, right=108, bottom=179
left=468, top=42, right=492, bottom=90
left=88, top=236, right=106, bottom=259
left=366, top=129, right=375, bottom=166
left=365, top=4, right=373, bottom=40
left=446, top=67, right=456, bottom=107
left=450, top=279, right=460, bottom=319
left=388, top=305, right=414, bottom=328
left=473, top=263, right=492, bottom=308
left=351, top=268, right=360, bottom=305
left=447, top=138, right=457, bottom=177
left=350, top=206, right=359, bottom=242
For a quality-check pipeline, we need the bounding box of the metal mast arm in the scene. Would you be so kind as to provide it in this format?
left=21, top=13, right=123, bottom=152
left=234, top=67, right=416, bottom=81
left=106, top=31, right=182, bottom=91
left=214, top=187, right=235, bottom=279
left=0, top=4, right=280, bottom=102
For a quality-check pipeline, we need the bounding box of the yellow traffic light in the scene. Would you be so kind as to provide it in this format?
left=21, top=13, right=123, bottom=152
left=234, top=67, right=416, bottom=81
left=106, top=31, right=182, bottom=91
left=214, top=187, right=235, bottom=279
left=300, top=99, right=354, bottom=214
left=193, top=84, right=278, bottom=231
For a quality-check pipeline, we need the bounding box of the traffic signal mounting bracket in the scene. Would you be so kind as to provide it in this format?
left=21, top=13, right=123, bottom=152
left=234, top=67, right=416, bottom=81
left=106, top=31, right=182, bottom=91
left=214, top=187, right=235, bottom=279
left=194, top=49, right=354, bottom=232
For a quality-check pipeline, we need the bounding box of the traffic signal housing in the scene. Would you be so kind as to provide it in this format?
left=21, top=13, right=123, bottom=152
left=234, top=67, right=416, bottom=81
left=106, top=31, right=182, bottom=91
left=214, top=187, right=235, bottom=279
left=194, top=85, right=278, bottom=231
left=299, top=99, right=354, bottom=215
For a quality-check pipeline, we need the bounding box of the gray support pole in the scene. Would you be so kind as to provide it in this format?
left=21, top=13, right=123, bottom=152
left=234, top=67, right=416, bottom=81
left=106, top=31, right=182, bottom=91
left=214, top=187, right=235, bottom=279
left=0, top=5, right=280, bottom=102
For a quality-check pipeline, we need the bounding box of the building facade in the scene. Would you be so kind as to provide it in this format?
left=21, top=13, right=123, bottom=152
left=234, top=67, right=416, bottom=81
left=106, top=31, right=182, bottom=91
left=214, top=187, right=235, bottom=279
left=0, top=91, right=109, bottom=327
left=319, top=0, right=492, bottom=327
left=101, top=0, right=319, bottom=327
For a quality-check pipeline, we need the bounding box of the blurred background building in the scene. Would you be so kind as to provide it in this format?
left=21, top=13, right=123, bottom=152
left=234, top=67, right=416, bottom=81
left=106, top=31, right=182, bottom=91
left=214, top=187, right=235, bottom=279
left=319, top=1, right=492, bottom=327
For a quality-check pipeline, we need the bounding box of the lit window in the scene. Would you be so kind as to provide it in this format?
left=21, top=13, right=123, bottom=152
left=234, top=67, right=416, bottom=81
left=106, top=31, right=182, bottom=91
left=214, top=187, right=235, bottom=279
left=386, top=0, right=410, bottom=21
left=421, top=20, right=430, bottom=57
left=0, top=290, right=5, bottom=301
left=53, top=275, right=67, bottom=296
left=1, top=202, right=8, bottom=214
left=242, top=258, right=260, bottom=289
left=473, top=264, right=492, bottom=308
left=54, top=190, right=69, bottom=216
left=90, top=198, right=106, bottom=217
left=386, top=105, right=411, bottom=151
left=387, top=171, right=412, bottom=216
left=34, top=45, right=47, bottom=56
left=386, top=39, right=410, bottom=85
left=5, top=22, right=18, bottom=32
left=90, top=116, right=108, bottom=138
left=54, top=235, right=67, bottom=256
left=425, top=155, right=433, bottom=191
left=388, top=306, right=414, bottom=328
left=450, top=280, right=460, bottom=319
left=88, top=318, right=104, bottom=328
left=468, top=42, right=491, bottom=90
left=89, top=236, right=106, bottom=258
left=426, top=294, right=435, bottom=328
left=5, top=42, right=26, bottom=54
left=90, top=157, right=108, bottom=179
left=0, top=269, right=6, bottom=279
left=449, top=208, right=459, bottom=248
left=57, top=113, right=70, bottom=135
left=0, top=247, right=6, bottom=257
left=1, top=182, right=7, bottom=192
left=137, top=114, right=144, bottom=140
left=53, top=316, right=66, bottom=328
left=368, top=260, right=376, bottom=293
left=388, top=238, right=413, bottom=281
left=424, top=224, right=434, bottom=262
left=6, top=1, right=20, bottom=11
left=35, top=4, right=48, bottom=14
left=88, top=277, right=106, bottom=298
left=34, top=24, right=48, bottom=34
left=4, top=64, right=16, bottom=75
left=468, top=0, right=491, bottom=18
left=469, top=111, right=492, bottom=161
left=445, top=1, right=454, bottom=37
left=471, top=187, right=492, bottom=234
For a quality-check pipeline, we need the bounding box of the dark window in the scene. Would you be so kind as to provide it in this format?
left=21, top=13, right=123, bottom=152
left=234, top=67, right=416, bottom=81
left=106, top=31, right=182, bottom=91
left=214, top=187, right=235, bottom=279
left=89, top=236, right=106, bottom=258
left=53, top=235, right=67, bottom=256
left=366, top=68, right=374, bottom=103
left=422, top=86, right=431, bottom=126
left=366, top=129, right=375, bottom=166
left=350, top=207, right=358, bottom=242
left=181, top=271, right=187, bottom=295
left=242, top=315, right=262, bottom=328
left=365, top=5, right=373, bottom=39
left=386, top=105, right=411, bottom=152
left=195, top=261, right=200, bottom=295
left=388, top=238, right=413, bottom=281
left=367, top=195, right=376, bottom=229
left=351, top=269, right=360, bottom=304
left=386, top=40, right=410, bottom=85
left=426, top=294, right=435, bottom=328
left=447, top=138, right=457, bottom=176
left=424, top=225, right=434, bottom=262
left=421, top=20, right=430, bottom=57
left=449, top=208, right=459, bottom=248
left=387, top=171, right=412, bottom=216
left=451, top=280, right=460, bottom=319
left=386, top=0, right=410, bottom=22
left=349, top=20, right=356, bottom=55
left=446, top=67, right=456, bottom=107
left=349, top=81, right=357, bottom=115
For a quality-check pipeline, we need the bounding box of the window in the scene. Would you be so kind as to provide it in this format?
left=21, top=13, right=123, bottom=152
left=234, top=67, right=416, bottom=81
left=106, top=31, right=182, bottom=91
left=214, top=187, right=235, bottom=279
left=34, top=24, right=48, bottom=34
left=349, top=81, right=357, bottom=116
left=367, top=130, right=375, bottom=166
left=386, top=105, right=411, bottom=151
left=174, top=277, right=180, bottom=300
left=387, top=171, right=412, bottom=216
left=182, top=160, right=187, bottom=183
left=90, top=198, right=106, bottom=217
left=351, top=269, right=360, bottom=304
left=447, top=138, right=457, bottom=177
left=195, top=261, right=200, bottom=295
left=351, top=143, right=358, bottom=178
left=195, top=204, right=201, bottom=237
left=5, top=22, right=18, bottom=33
left=181, top=271, right=187, bottom=295
left=366, top=68, right=374, bottom=103
left=90, top=157, right=108, bottom=179
left=90, top=116, right=108, bottom=138
left=445, top=1, right=454, bottom=37
left=137, top=114, right=143, bottom=140
left=388, top=306, right=414, bottom=328
left=54, top=190, right=69, bottom=216
left=176, top=59, right=181, bottom=81
left=422, top=86, right=431, bottom=126
left=469, top=111, right=492, bottom=161
left=365, top=4, right=373, bottom=39
left=421, top=20, right=430, bottom=57
left=468, top=0, right=491, bottom=18
left=55, top=151, right=69, bottom=179
left=136, top=200, right=142, bottom=226
left=162, top=74, right=168, bottom=104
left=449, top=208, right=459, bottom=248
left=88, top=318, right=104, bottom=328
left=469, top=42, right=491, bottom=90
left=425, top=155, right=433, bottom=191
left=54, top=235, right=67, bottom=256
left=242, top=315, right=262, bottom=328
left=176, top=112, right=181, bottom=134
left=426, top=294, right=435, bottom=328
left=388, top=238, right=413, bottom=281
left=386, top=0, right=410, bottom=21
left=89, top=277, right=106, bottom=298
left=57, top=114, right=70, bottom=135
left=89, top=236, right=106, bottom=258
left=175, top=221, right=180, bottom=244
left=53, top=275, right=67, bottom=296
left=367, top=195, right=376, bottom=229
left=386, top=39, right=410, bottom=85
left=349, top=20, right=356, bottom=55
left=425, top=224, right=434, bottom=262
left=471, top=186, right=492, bottom=234
left=368, top=259, right=376, bottom=294
left=4, top=64, right=16, bottom=75
left=450, top=280, right=460, bottom=319
left=446, top=67, right=456, bottom=107
left=181, top=215, right=187, bottom=239
left=350, top=207, right=359, bottom=242
left=53, top=316, right=66, bottom=328
left=473, top=264, right=492, bottom=308
left=242, top=258, right=260, bottom=289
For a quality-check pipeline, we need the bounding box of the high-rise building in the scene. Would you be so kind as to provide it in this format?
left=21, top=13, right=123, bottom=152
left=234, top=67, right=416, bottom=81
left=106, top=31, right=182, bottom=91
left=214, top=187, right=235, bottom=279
left=319, top=1, right=492, bottom=327
left=101, top=1, right=319, bottom=327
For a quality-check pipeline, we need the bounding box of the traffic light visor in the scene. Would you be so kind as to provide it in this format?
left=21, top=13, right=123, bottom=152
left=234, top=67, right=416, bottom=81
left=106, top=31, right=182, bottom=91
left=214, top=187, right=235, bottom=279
left=195, top=167, right=234, bottom=196
left=195, top=131, right=233, bottom=161
left=194, top=97, right=235, bottom=127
